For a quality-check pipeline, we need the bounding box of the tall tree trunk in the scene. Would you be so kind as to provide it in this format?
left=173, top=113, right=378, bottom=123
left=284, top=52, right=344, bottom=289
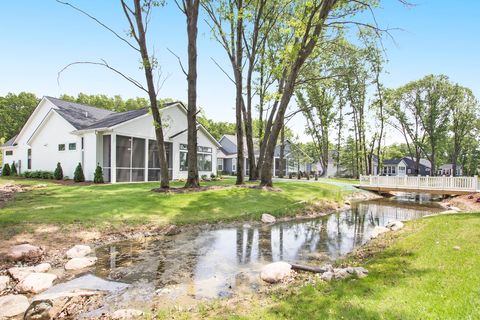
left=184, top=0, right=200, bottom=188
left=133, top=0, right=169, bottom=188
left=234, top=0, right=245, bottom=185
left=278, top=125, right=285, bottom=178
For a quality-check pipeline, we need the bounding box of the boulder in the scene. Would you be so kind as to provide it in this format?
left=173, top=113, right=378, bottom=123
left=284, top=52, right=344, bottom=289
left=164, top=225, right=180, bottom=236
left=370, top=226, right=390, bottom=239
left=319, top=271, right=334, bottom=282
left=260, top=261, right=292, bottom=283
left=261, top=213, right=276, bottom=224
left=7, top=243, right=43, bottom=261
left=386, top=220, right=404, bottom=231
left=16, top=273, right=58, bottom=294
left=24, top=299, right=54, bottom=320
left=333, top=268, right=350, bottom=279
left=0, top=275, right=10, bottom=291
left=65, top=257, right=97, bottom=270
left=8, top=263, right=52, bottom=282
left=66, top=245, right=92, bottom=259
left=111, top=309, right=144, bottom=319
left=0, top=294, right=30, bottom=318
left=353, top=267, right=369, bottom=278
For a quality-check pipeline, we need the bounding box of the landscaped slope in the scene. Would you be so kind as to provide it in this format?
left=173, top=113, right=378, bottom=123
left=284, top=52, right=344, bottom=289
left=246, top=213, right=480, bottom=319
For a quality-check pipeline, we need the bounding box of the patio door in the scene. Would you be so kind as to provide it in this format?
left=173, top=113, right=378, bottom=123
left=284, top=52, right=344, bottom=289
left=116, top=135, right=146, bottom=182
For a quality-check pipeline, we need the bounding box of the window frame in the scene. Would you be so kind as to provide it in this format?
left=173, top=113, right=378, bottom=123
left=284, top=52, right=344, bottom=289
left=5, top=150, right=13, bottom=156
left=58, top=144, right=66, bottom=151
left=69, top=143, right=77, bottom=151
left=179, top=144, right=213, bottom=172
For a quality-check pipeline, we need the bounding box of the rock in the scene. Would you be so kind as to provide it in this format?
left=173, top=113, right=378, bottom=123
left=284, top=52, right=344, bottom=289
left=353, top=267, right=369, bottom=278
left=0, top=294, right=30, bottom=318
left=386, top=220, right=404, bottom=231
left=370, top=226, right=390, bottom=239
left=17, top=273, right=57, bottom=294
left=111, top=309, right=144, bottom=319
left=319, top=271, right=334, bottom=282
left=66, top=245, right=92, bottom=259
left=320, top=264, right=334, bottom=273
left=24, top=299, right=53, bottom=320
left=7, top=243, right=43, bottom=261
left=34, top=274, right=129, bottom=301
left=243, top=223, right=252, bottom=229
left=449, top=206, right=461, bottom=212
left=65, top=257, right=97, bottom=270
left=333, top=268, right=350, bottom=279
left=344, top=200, right=351, bottom=205
left=260, top=261, right=292, bottom=283
left=453, top=246, right=461, bottom=251
left=261, top=213, right=276, bottom=224
left=0, top=275, right=10, bottom=291
left=164, top=225, right=180, bottom=236
left=8, top=263, right=52, bottom=282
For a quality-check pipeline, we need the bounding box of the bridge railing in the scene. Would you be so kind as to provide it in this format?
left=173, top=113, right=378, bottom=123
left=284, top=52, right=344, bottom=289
left=359, top=175, right=479, bottom=192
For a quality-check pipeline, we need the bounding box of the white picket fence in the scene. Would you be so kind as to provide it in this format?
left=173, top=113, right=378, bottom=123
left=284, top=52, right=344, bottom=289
left=359, top=175, right=480, bottom=193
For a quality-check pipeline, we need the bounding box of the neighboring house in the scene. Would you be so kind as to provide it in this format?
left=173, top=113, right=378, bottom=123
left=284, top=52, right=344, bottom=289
left=382, top=157, right=431, bottom=176
left=326, top=151, right=379, bottom=177
left=1, top=96, right=220, bottom=182
left=437, top=164, right=463, bottom=176
left=218, top=135, right=313, bottom=176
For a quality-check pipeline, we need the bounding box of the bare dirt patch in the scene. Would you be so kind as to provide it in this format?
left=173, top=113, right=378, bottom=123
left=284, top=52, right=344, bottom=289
left=0, top=183, right=30, bottom=208
left=445, top=193, right=480, bottom=212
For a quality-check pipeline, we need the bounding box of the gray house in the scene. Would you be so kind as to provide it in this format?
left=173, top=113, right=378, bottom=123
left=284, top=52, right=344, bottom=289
left=218, top=135, right=313, bottom=176
left=382, top=157, right=431, bottom=176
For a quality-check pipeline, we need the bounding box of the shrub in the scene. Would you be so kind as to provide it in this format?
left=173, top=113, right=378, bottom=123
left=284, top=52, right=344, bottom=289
left=210, top=173, right=216, bottom=179
left=201, top=174, right=208, bottom=181
left=54, top=162, right=63, bottom=180
left=41, top=171, right=53, bottom=179
left=306, top=173, right=310, bottom=180
left=93, top=164, right=104, bottom=183
left=11, top=162, right=17, bottom=176
left=24, top=171, right=32, bottom=178
left=1, top=163, right=11, bottom=176
left=297, top=171, right=302, bottom=179
left=314, top=173, right=318, bottom=181
left=74, top=163, right=85, bottom=182
left=288, top=172, right=293, bottom=179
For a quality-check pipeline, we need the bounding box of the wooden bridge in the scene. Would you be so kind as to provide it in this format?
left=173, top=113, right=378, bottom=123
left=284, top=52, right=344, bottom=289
left=358, top=175, right=480, bottom=195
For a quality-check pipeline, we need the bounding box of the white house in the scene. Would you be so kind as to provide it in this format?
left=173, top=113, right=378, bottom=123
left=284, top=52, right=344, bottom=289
left=1, top=97, right=220, bottom=182
left=437, top=164, right=463, bottom=176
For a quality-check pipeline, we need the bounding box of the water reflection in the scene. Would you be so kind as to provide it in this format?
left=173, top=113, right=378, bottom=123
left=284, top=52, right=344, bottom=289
left=95, top=196, right=443, bottom=299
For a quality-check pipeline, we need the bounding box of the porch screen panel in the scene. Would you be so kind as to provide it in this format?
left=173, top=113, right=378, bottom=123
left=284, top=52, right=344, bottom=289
left=132, top=138, right=145, bottom=182
left=148, top=140, right=172, bottom=181
left=102, top=135, right=111, bottom=182
left=116, top=135, right=131, bottom=182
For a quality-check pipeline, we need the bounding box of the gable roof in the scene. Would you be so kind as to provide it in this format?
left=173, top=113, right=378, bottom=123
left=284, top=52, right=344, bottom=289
left=81, top=108, right=149, bottom=130
left=46, top=96, right=116, bottom=130
left=2, top=135, right=17, bottom=147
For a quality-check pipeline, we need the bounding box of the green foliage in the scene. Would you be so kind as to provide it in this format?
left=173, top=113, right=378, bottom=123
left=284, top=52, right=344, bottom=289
left=2, top=163, right=11, bottom=176
left=0, top=92, right=39, bottom=141
left=73, top=163, right=85, bottom=182
left=54, top=162, right=64, bottom=180
left=10, top=162, right=17, bottom=176
left=23, top=170, right=54, bottom=179
left=93, top=164, right=104, bottom=184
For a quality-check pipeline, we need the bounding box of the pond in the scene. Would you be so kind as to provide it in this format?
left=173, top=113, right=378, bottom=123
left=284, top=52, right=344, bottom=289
left=90, top=193, right=444, bottom=310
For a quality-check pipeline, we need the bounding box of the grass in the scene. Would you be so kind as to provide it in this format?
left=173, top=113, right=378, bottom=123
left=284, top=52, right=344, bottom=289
left=205, top=213, right=480, bottom=320
left=0, top=177, right=347, bottom=230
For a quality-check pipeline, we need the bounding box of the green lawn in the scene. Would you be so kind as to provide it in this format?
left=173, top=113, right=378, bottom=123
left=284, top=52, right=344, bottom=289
left=224, top=213, right=480, bottom=319
left=0, top=177, right=346, bottom=230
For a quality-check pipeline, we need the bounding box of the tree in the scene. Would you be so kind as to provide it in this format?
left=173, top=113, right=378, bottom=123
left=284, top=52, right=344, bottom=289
left=11, top=162, right=17, bottom=176
left=0, top=92, right=39, bottom=141
left=73, top=163, right=85, bottom=182
left=1, top=163, right=10, bottom=176
left=54, top=162, right=63, bottom=180
left=94, top=164, right=104, bottom=183
left=174, top=0, right=201, bottom=188
left=57, top=0, right=170, bottom=188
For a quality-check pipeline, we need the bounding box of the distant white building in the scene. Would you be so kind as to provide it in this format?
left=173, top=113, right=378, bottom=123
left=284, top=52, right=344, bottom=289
left=1, top=97, right=220, bottom=182
left=438, top=164, right=463, bottom=176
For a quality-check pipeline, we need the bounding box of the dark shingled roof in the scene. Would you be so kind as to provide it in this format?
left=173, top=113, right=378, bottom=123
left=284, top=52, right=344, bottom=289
left=81, top=108, right=149, bottom=130
left=46, top=96, right=116, bottom=130
left=383, top=158, right=403, bottom=165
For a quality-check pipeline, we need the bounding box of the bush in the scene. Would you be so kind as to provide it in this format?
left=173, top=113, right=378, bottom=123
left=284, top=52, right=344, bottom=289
left=93, top=164, right=104, bottom=183
left=10, top=162, right=17, bottom=176
left=306, top=173, right=310, bottom=180
left=288, top=172, right=293, bottom=179
left=41, top=171, right=53, bottom=179
left=201, top=174, right=208, bottom=181
left=314, top=173, right=318, bottom=181
left=1, top=163, right=11, bottom=176
left=210, top=173, right=216, bottom=179
left=24, top=171, right=32, bottom=178
left=74, top=163, right=85, bottom=182
left=54, top=162, right=63, bottom=180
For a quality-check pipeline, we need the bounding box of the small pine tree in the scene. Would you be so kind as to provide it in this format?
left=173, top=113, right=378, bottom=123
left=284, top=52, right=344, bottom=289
left=54, top=162, right=63, bottom=180
left=73, top=163, right=85, bottom=182
left=93, top=163, right=104, bottom=183
left=2, top=163, right=11, bottom=176
left=11, top=162, right=17, bottom=176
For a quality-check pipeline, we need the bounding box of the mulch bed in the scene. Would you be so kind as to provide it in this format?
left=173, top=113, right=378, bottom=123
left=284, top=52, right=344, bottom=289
left=152, top=184, right=282, bottom=193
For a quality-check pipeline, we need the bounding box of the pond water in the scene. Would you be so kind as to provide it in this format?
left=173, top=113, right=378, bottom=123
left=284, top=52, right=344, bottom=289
left=91, top=193, right=444, bottom=308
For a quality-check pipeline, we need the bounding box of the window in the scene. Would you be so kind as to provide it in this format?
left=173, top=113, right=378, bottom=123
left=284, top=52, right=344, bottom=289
left=58, top=144, right=65, bottom=151
left=5, top=150, right=13, bottom=156
left=27, top=149, right=32, bottom=169
left=218, top=159, right=223, bottom=171
left=179, top=144, right=213, bottom=172
left=115, top=135, right=146, bottom=182
left=232, top=158, right=237, bottom=172
left=69, top=143, right=77, bottom=151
